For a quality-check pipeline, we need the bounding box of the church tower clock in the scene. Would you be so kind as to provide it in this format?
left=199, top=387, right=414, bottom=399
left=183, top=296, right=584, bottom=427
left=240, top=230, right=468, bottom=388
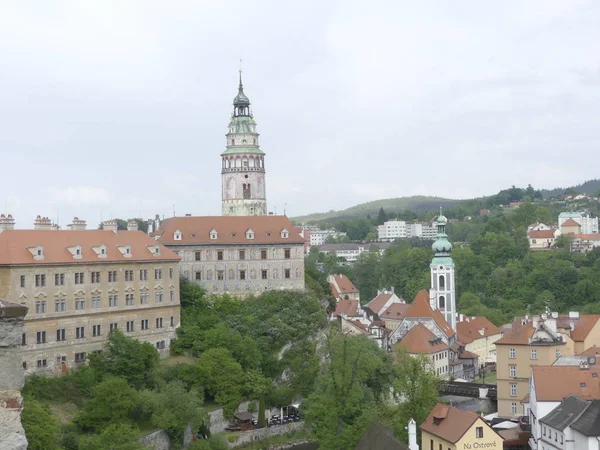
left=221, top=70, right=267, bottom=216
left=429, top=208, right=457, bottom=331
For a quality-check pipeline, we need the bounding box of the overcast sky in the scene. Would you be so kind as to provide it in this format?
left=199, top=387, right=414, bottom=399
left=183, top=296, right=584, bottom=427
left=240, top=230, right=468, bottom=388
left=1, top=1, right=600, bottom=228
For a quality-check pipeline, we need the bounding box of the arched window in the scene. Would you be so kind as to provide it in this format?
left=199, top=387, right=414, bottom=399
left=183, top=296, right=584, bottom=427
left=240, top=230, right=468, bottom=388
left=439, top=275, right=445, bottom=290
left=439, top=295, right=445, bottom=309
left=232, top=139, right=235, bottom=145
left=243, top=183, right=251, bottom=199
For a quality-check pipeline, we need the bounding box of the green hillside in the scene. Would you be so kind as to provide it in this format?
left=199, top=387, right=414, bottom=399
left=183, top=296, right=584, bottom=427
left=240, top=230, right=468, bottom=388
left=292, top=195, right=461, bottom=223
left=541, top=179, right=600, bottom=198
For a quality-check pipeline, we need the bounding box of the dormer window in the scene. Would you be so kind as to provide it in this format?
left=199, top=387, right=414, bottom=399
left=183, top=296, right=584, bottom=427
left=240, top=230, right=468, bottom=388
left=210, top=229, right=218, bottom=240
left=37, top=249, right=42, bottom=256
left=281, top=228, right=289, bottom=239
left=147, top=245, right=161, bottom=256
left=92, top=245, right=108, bottom=259
left=246, top=229, right=255, bottom=240
left=28, top=245, right=45, bottom=261
left=174, top=229, right=182, bottom=241
left=66, top=245, right=83, bottom=260
left=76, top=248, right=81, bottom=255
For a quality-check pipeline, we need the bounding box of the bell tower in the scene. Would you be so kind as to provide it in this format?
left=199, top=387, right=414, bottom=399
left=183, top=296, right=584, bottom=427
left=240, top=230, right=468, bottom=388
left=221, top=69, right=267, bottom=216
left=430, top=208, right=456, bottom=331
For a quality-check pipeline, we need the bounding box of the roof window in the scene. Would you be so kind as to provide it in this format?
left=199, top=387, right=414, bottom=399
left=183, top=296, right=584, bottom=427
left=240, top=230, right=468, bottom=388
left=246, top=229, right=255, bottom=240
left=281, top=228, right=289, bottom=239
left=174, top=229, right=182, bottom=241
left=209, top=229, right=218, bottom=240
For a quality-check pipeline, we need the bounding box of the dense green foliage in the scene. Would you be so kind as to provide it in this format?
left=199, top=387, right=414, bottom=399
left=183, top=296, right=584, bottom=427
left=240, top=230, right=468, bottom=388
left=78, top=424, right=145, bottom=450
left=22, top=398, right=61, bottom=450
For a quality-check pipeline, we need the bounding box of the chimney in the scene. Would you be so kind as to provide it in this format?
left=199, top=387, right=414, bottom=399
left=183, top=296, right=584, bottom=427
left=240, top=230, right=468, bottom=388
left=33, top=215, right=53, bottom=230
left=67, top=217, right=87, bottom=231
left=127, top=220, right=139, bottom=231
left=0, top=214, right=16, bottom=231
left=102, top=220, right=118, bottom=233
left=391, top=286, right=395, bottom=294
left=147, top=219, right=154, bottom=235
left=408, top=418, right=419, bottom=450
left=545, top=318, right=557, bottom=333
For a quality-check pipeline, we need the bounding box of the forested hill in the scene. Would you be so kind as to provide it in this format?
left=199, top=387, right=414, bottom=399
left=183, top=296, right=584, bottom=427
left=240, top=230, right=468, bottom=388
left=292, top=196, right=460, bottom=223
left=540, top=179, right=600, bottom=199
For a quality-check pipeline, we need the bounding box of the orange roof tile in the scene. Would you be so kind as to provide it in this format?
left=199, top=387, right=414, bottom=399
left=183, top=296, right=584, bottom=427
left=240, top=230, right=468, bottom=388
left=394, top=323, right=449, bottom=354
left=562, top=218, right=581, bottom=227
left=331, top=274, right=359, bottom=294
left=0, top=230, right=179, bottom=265
left=578, top=346, right=600, bottom=357
left=366, top=292, right=393, bottom=314
left=457, top=317, right=503, bottom=344
left=574, top=234, right=600, bottom=240
left=155, top=215, right=304, bottom=245
left=380, top=303, right=410, bottom=320
left=421, top=403, right=489, bottom=444
left=495, top=322, right=534, bottom=345
left=528, top=230, right=556, bottom=239
left=405, top=290, right=455, bottom=338
left=334, top=299, right=359, bottom=317
left=532, top=366, right=600, bottom=401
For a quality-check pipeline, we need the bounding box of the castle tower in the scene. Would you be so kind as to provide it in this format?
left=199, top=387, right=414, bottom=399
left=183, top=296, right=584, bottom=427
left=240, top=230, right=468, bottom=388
left=430, top=208, right=456, bottom=331
left=221, top=70, right=267, bottom=216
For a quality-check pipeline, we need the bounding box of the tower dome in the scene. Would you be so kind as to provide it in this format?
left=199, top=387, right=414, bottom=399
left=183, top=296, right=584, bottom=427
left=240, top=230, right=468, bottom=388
left=431, top=208, right=452, bottom=255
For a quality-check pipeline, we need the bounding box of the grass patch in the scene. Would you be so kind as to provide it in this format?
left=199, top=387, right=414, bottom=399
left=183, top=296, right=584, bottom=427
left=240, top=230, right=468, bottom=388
left=474, top=370, right=497, bottom=384
left=161, top=355, right=197, bottom=366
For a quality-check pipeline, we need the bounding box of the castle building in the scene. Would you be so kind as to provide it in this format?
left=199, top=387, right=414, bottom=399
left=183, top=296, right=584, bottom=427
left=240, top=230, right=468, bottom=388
left=0, top=217, right=181, bottom=375
left=221, top=71, right=267, bottom=216
left=429, top=210, right=456, bottom=331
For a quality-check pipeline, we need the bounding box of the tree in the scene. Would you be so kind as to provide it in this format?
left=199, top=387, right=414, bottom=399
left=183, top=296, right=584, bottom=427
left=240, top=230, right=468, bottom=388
left=378, top=207, right=388, bottom=225
left=89, top=329, right=159, bottom=389
left=78, top=423, right=145, bottom=450
left=564, top=188, right=578, bottom=196
left=75, top=377, right=138, bottom=431
left=196, top=348, right=244, bottom=411
left=22, top=398, right=60, bottom=450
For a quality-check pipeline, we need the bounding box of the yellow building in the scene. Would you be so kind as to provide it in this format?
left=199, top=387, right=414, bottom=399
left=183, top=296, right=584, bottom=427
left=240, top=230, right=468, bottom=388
left=495, top=312, right=600, bottom=418
left=456, top=315, right=504, bottom=363
left=421, top=403, right=503, bottom=450
left=0, top=219, right=181, bottom=374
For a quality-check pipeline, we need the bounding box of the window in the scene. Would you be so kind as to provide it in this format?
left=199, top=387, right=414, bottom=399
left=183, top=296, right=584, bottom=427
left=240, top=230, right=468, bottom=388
left=509, top=348, right=516, bottom=359
left=476, top=427, right=483, bottom=438
left=511, top=402, right=518, bottom=416
left=35, top=301, right=47, bottom=314
left=75, top=352, right=86, bottom=363
left=74, top=272, right=84, bottom=284
left=195, top=271, right=202, bottom=281
left=560, top=435, right=563, bottom=444
left=169, top=268, right=174, bottom=279
left=439, top=444, right=442, bottom=450
left=239, top=250, right=245, bottom=260
left=531, top=349, right=537, bottom=360
left=126, top=321, right=134, bottom=332
left=543, top=427, right=546, bottom=437
left=75, top=298, right=85, bottom=310
left=140, top=293, right=149, bottom=304
left=76, top=326, right=85, bottom=339
left=262, top=269, right=268, bottom=280
left=109, top=295, right=118, bottom=307
left=510, top=365, right=516, bottom=377
left=556, top=349, right=561, bottom=359
left=261, top=249, right=267, bottom=260
left=510, top=383, right=517, bottom=397
left=22, top=362, right=27, bottom=370
left=284, top=248, right=291, bottom=259
left=195, top=251, right=201, bottom=261
left=430, top=440, right=433, bottom=450
left=217, top=251, right=223, bottom=261
left=156, top=317, right=163, bottom=328
left=170, top=316, right=174, bottom=327
left=126, top=294, right=134, bottom=306
left=55, top=273, right=65, bottom=286
left=56, top=329, right=66, bottom=341
left=155, top=268, right=162, bottom=280
left=141, top=319, right=149, bottom=330
left=554, top=431, right=557, bottom=442
left=91, top=296, right=101, bottom=309
left=217, top=270, right=224, bottom=280
left=170, top=290, right=174, bottom=302
left=36, top=331, right=47, bottom=344
left=285, top=269, right=291, bottom=279
left=240, top=270, right=246, bottom=280
left=439, top=275, right=445, bottom=289
left=140, top=269, right=148, bottom=281
left=21, top=333, right=26, bottom=346
left=35, top=274, right=46, bottom=287
left=91, top=271, right=100, bottom=283
left=125, top=270, right=134, bottom=281
left=37, top=359, right=47, bottom=368
left=155, top=292, right=163, bottom=303
left=20, top=275, right=25, bottom=288
left=108, top=271, right=117, bottom=282
left=109, top=323, right=118, bottom=332
left=92, top=325, right=101, bottom=337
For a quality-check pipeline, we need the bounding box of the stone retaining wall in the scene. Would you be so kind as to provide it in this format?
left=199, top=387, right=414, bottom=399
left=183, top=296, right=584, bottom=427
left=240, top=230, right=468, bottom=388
left=140, top=430, right=171, bottom=450
left=228, top=422, right=304, bottom=448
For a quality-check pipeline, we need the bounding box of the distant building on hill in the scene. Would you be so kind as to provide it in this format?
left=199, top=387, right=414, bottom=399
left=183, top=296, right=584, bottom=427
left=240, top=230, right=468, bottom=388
left=318, top=242, right=390, bottom=263
left=377, top=219, right=437, bottom=242
left=559, top=211, right=599, bottom=235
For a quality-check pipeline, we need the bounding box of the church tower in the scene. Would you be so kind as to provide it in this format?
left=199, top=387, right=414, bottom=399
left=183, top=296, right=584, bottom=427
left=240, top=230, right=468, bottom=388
left=221, top=70, right=267, bottom=216
left=430, top=208, right=456, bottom=331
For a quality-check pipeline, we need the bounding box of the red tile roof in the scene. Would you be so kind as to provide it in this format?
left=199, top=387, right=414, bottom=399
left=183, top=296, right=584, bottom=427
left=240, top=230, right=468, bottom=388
left=532, top=366, right=600, bottom=401
left=528, top=230, right=556, bottom=239
left=366, top=292, right=393, bottom=314
left=457, top=316, right=503, bottom=344
left=0, top=230, right=179, bottom=265
left=331, top=274, right=359, bottom=295
left=421, top=403, right=487, bottom=444
left=155, top=215, right=304, bottom=245
left=395, top=323, right=449, bottom=354
left=405, top=290, right=455, bottom=338
left=380, top=303, right=410, bottom=320
left=574, top=234, right=600, bottom=240
left=334, top=299, right=360, bottom=317
left=495, top=322, right=534, bottom=345
left=562, top=218, right=581, bottom=227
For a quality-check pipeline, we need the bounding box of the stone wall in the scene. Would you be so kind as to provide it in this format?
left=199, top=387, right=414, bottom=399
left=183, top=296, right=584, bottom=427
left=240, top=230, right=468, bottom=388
left=0, top=300, right=28, bottom=450
left=228, top=422, right=304, bottom=448
left=207, top=400, right=282, bottom=434
left=140, top=430, right=171, bottom=450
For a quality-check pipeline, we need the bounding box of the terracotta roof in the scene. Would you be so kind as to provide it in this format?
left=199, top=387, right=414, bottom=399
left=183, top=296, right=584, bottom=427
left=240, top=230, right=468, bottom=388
left=334, top=299, right=359, bottom=317
left=457, top=317, right=503, bottom=344
left=0, top=230, right=179, bottom=265
left=574, top=234, right=600, bottom=240
left=458, top=350, right=479, bottom=360
left=394, top=323, right=449, bottom=355
left=495, top=322, right=534, bottom=345
left=557, top=315, right=600, bottom=342
left=405, top=290, right=455, bottom=338
left=155, top=215, right=304, bottom=245
left=366, top=293, right=393, bottom=315
left=331, top=274, right=359, bottom=294
left=578, top=347, right=600, bottom=357
left=562, top=218, right=581, bottom=227
left=380, top=303, right=410, bottom=321
left=420, top=403, right=486, bottom=444
left=528, top=229, right=556, bottom=239
left=532, top=366, right=600, bottom=401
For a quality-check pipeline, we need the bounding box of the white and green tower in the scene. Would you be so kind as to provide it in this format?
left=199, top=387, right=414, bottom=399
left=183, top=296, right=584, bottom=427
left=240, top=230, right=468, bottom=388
left=430, top=208, right=456, bottom=331
left=221, top=70, right=267, bottom=216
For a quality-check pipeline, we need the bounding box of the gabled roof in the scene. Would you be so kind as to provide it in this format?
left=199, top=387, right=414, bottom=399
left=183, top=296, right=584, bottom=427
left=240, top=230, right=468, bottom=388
left=334, top=299, right=360, bottom=317
left=562, top=218, right=581, bottom=227
left=571, top=399, right=600, bottom=436
left=367, top=293, right=393, bottom=314
left=577, top=346, right=600, bottom=357
left=394, top=323, right=449, bottom=355
left=380, top=303, right=410, bottom=321
left=574, top=234, right=600, bottom=241
left=495, top=322, right=534, bottom=345
left=0, top=230, right=179, bottom=265
left=540, top=395, right=590, bottom=431
left=155, top=215, right=303, bottom=245
left=532, top=366, right=600, bottom=402
left=330, top=274, right=359, bottom=295
left=528, top=229, right=556, bottom=239
left=457, top=317, right=503, bottom=344
left=405, top=290, right=455, bottom=338
left=421, top=403, right=490, bottom=444
left=354, top=422, right=409, bottom=450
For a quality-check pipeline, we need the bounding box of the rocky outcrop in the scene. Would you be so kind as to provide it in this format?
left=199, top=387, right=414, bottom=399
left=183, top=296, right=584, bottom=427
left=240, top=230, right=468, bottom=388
left=0, top=300, right=28, bottom=450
